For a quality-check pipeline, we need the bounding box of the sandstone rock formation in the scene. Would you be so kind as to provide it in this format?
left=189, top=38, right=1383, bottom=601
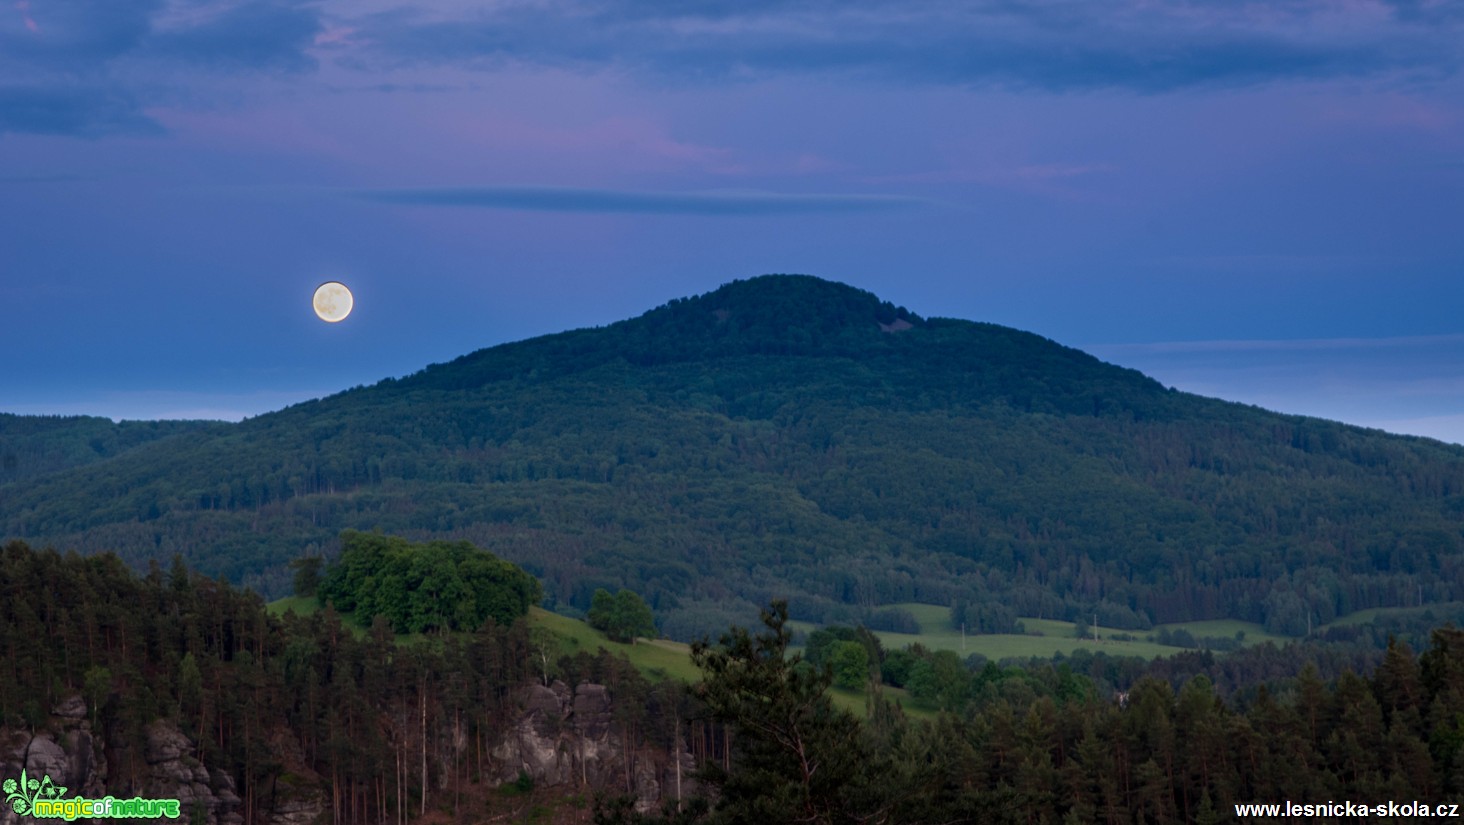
left=489, top=680, right=697, bottom=812
left=0, top=696, right=314, bottom=825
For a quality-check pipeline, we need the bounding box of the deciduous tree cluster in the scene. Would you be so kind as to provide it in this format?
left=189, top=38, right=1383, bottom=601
left=316, top=531, right=540, bottom=633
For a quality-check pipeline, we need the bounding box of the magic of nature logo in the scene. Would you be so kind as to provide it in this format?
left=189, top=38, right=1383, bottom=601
left=4, top=769, right=180, bottom=820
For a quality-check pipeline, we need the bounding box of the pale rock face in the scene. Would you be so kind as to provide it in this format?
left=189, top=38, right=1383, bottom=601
left=13, top=734, right=67, bottom=783
left=488, top=681, right=698, bottom=813
left=5, top=684, right=700, bottom=824
left=51, top=695, right=87, bottom=721
left=144, top=720, right=192, bottom=765
left=269, top=775, right=326, bottom=825
left=0, top=697, right=298, bottom=825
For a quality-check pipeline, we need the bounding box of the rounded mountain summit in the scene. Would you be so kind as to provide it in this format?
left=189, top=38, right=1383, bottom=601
left=3, top=274, right=1461, bottom=641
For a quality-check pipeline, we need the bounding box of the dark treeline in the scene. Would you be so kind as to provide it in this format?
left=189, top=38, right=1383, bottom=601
left=6, top=276, right=1464, bottom=638
left=0, top=413, right=220, bottom=483
left=0, top=540, right=688, bottom=825
left=614, top=604, right=1464, bottom=825
left=803, top=621, right=1396, bottom=713
left=7, top=540, right=1464, bottom=823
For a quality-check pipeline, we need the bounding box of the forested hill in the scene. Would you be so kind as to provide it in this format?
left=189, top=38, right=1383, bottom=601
left=0, top=414, right=223, bottom=483
left=4, top=274, right=1464, bottom=639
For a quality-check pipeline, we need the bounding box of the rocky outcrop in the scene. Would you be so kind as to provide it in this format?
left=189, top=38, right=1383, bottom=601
left=489, top=681, right=698, bottom=812
left=2, top=698, right=108, bottom=825
left=1, top=696, right=319, bottom=825
left=6, top=686, right=690, bottom=823
left=267, top=774, right=325, bottom=825
left=138, top=720, right=245, bottom=825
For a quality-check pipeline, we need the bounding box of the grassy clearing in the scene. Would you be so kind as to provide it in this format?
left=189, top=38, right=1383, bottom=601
left=265, top=595, right=321, bottom=617
left=810, top=601, right=1464, bottom=660
left=1319, top=602, right=1464, bottom=630
left=1151, top=619, right=1291, bottom=645
left=827, top=684, right=937, bottom=721
left=536, top=607, right=940, bottom=718
left=880, top=604, right=1323, bottom=655
left=267, top=595, right=369, bottom=639
left=528, top=607, right=701, bottom=683
left=890, top=603, right=950, bottom=630
left=264, top=597, right=699, bottom=678
left=794, top=608, right=1183, bottom=661
left=876, top=603, right=1182, bottom=660
left=1017, top=618, right=1083, bottom=638
left=266, top=597, right=920, bottom=716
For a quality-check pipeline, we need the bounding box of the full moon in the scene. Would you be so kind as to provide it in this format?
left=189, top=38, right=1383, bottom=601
left=312, top=281, right=354, bottom=323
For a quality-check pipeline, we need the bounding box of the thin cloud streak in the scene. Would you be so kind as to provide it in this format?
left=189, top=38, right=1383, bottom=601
left=1092, top=333, right=1464, bottom=355
left=351, top=0, right=1463, bottom=92
left=347, top=185, right=936, bottom=215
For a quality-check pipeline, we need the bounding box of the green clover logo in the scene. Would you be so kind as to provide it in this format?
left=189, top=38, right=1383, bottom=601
left=4, top=768, right=58, bottom=816
left=5, top=769, right=31, bottom=816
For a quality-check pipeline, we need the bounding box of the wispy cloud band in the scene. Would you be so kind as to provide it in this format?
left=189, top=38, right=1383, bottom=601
left=1093, top=333, right=1464, bottom=356
left=347, top=185, right=933, bottom=215
left=352, top=0, right=1463, bottom=93
left=0, top=0, right=322, bottom=137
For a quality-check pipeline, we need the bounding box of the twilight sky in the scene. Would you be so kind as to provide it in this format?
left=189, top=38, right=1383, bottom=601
left=3, top=0, right=1463, bottom=441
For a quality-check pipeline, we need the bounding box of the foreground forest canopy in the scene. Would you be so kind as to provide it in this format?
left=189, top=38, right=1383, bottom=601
left=4, top=275, right=1464, bottom=639
left=4, top=541, right=1464, bottom=825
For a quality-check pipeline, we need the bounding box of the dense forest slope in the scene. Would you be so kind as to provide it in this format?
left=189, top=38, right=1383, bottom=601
left=4, top=275, right=1464, bottom=638
left=0, top=414, right=222, bottom=483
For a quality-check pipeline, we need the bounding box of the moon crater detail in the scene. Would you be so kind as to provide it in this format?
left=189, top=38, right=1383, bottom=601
left=313, top=281, right=354, bottom=323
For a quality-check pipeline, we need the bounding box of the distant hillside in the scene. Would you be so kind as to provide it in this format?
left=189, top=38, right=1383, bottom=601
left=4, top=275, right=1464, bottom=639
left=0, top=414, right=224, bottom=482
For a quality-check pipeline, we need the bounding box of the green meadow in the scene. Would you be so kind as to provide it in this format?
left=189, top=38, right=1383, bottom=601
left=1152, top=618, right=1291, bottom=645
left=793, top=603, right=1307, bottom=662
left=1317, top=602, right=1464, bottom=630
left=267, top=596, right=701, bottom=680
left=274, top=594, right=1451, bottom=715
left=792, top=603, right=1180, bottom=660
left=527, top=606, right=701, bottom=682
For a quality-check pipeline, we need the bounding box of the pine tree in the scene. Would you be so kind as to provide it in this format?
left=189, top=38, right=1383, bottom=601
left=690, top=601, right=877, bottom=824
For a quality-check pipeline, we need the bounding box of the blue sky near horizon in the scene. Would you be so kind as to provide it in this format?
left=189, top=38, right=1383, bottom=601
left=3, top=0, right=1462, bottom=441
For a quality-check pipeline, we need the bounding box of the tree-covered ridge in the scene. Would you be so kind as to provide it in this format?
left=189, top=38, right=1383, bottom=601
left=3, top=275, right=1464, bottom=638
left=396, top=274, right=935, bottom=391
left=316, top=531, right=541, bottom=633
left=0, top=413, right=222, bottom=483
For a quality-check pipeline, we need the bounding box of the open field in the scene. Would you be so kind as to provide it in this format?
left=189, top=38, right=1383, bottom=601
left=264, top=597, right=701, bottom=680
left=873, top=603, right=1182, bottom=659
left=273, top=594, right=1464, bottom=721
left=265, top=595, right=319, bottom=617
left=800, top=604, right=1309, bottom=661
left=792, top=606, right=1183, bottom=661
left=533, top=609, right=941, bottom=718
left=808, top=601, right=1464, bottom=658
left=1151, top=618, right=1292, bottom=645
left=1318, top=602, right=1464, bottom=630
left=528, top=607, right=702, bottom=682
left=265, top=597, right=931, bottom=715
